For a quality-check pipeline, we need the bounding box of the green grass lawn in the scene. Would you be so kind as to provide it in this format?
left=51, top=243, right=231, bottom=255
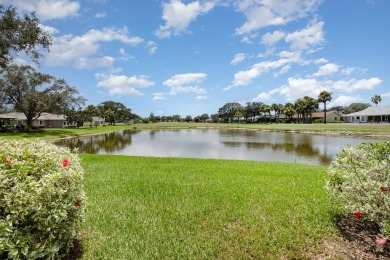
left=80, top=155, right=339, bottom=259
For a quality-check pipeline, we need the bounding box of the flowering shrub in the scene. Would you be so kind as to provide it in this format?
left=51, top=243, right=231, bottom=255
left=325, top=142, right=390, bottom=240
left=0, top=139, right=86, bottom=259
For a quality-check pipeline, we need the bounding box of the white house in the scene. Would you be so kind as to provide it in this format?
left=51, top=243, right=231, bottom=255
left=343, top=106, right=390, bottom=123
left=0, top=112, right=77, bottom=128
left=83, top=116, right=105, bottom=127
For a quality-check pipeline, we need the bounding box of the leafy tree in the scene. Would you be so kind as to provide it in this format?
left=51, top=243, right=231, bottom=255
left=217, top=102, right=243, bottom=122
left=185, top=115, right=192, bottom=122
left=318, top=91, right=333, bottom=124
left=261, top=104, right=271, bottom=123
left=343, top=103, right=371, bottom=114
left=303, top=96, right=318, bottom=123
left=0, top=65, right=85, bottom=128
left=172, top=115, right=181, bottom=122
left=200, top=113, right=209, bottom=122
left=243, top=102, right=263, bottom=122
left=0, top=5, right=52, bottom=68
left=371, top=95, right=382, bottom=107
left=98, top=101, right=132, bottom=125
left=284, top=103, right=295, bottom=123
left=65, top=108, right=90, bottom=128
left=271, top=103, right=283, bottom=123
left=294, top=98, right=306, bottom=123
left=84, top=105, right=100, bottom=127
left=234, top=108, right=243, bottom=124
left=328, top=106, right=344, bottom=113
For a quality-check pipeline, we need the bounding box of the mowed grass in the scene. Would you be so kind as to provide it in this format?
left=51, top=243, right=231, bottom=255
left=80, top=155, right=338, bottom=259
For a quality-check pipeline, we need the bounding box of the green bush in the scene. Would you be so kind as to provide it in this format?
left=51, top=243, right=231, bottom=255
left=325, top=142, right=390, bottom=238
left=0, top=139, right=86, bottom=259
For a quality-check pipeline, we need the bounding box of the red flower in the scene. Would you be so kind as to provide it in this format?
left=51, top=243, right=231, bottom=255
left=74, top=200, right=81, bottom=207
left=380, top=186, right=390, bottom=193
left=376, top=238, right=387, bottom=245
left=4, top=157, right=12, bottom=165
left=353, top=212, right=362, bottom=219
left=62, top=158, right=70, bottom=167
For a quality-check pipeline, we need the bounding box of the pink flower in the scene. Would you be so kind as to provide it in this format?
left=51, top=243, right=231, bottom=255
left=375, top=237, right=388, bottom=253
left=62, top=158, right=70, bottom=167
left=376, top=238, right=387, bottom=245
left=353, top=212, right=362, bottom=219
left=74, top=200, right=81, bottom=207
left=380, top=186, right=390, bottom=193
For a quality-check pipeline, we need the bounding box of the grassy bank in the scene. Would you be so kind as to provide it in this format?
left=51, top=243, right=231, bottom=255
left=1, top=122, right=389, bottom=140
left=80, top=155, right=338, bottom=259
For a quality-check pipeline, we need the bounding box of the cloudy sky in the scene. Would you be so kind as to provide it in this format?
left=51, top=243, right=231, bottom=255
left=3, top=0, right=390, bottom=117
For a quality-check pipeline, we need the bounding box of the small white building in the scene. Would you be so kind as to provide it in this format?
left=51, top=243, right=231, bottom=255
left=344, top=106, right=390, bottom=123
left=83, top=116, right=105, bottom=127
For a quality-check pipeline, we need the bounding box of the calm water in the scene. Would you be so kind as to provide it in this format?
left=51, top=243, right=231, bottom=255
left=54, top=129, right=382, bottom=165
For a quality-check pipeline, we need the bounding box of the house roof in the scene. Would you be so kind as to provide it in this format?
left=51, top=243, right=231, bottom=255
left=344, top=106, right=390, bottom=117
left=0, top=112, right=66, bottom=121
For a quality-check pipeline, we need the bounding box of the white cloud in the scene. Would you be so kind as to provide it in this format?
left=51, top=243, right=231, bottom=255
left=285, top=20, right=325, bottom=52
left=331, top=95, right=363, bottom=106
left=382, top=92, right=390, bottom=98
left=38, top=24, right=59, bottom=35
left=146, top=41, right=158, bottom=54
left=163, top=73, right=207, bottom=95
left=234, top=0, right=323, bottom=35
left=261, top=30, right=286, bottom=46
left=7, top=0, right=80, bottom=20
left=273, top=65, right=291, bottom=78
left=313, top=63, right=339, bottom=77
left=95, top=12, right=107, bottom=18
left=231, top=53, right=246, bottom=64
left=46, top=27, right=144, bottom=68
left=278, top=77, right=326, bottom=101
left=331, top=78, right=382, bottom=92
left=253, top=92, right=272, bottom=101
left=276, top=77, right=382, bottom=101
left=155, top=0, right=216, bottom=38
left=196, top=95, right=208, bottom=100
left=75, top=56, right=115, bottom=69
left=231, top=58, right=293, bottom=87
left=96, top=73, right=154, bottom=96
left=153, top=93, right=165, bottom=100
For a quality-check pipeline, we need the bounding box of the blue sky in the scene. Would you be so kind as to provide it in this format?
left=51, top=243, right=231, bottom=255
left=3, top=0, right=390, bottom=117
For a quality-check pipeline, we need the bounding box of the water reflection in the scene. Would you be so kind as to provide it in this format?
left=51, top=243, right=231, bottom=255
left=54, top=129, right=381, bottom=165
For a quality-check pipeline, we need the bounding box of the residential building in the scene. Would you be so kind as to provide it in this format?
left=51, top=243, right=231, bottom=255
left=0, top=112, right=76, bottom=128
left=344, top=106, right=390, bottom=123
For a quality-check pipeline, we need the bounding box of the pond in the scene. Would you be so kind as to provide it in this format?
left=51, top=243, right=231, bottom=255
left=54, top=129, right=382, bottom=166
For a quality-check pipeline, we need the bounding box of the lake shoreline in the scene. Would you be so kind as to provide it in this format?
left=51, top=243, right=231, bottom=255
left=46, top=125, right=390, bottom=142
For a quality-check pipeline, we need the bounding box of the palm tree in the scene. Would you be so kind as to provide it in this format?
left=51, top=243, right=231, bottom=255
left=371, top=95, right=382, bottom=107
left=318, top=91, right=333, bottom=124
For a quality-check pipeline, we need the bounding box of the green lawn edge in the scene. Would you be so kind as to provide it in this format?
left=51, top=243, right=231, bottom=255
left=79, top=155, right=339, bottom=259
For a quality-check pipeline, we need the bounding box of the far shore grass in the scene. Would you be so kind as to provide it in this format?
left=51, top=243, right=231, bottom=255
left=80, top=155, right=339, bottom=259
left=1, top=122, right=390, bottom=140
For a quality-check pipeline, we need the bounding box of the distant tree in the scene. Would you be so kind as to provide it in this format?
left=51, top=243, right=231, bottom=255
left=294, top=99, right=306, bottom=123
left=172, top=115, right=181, bottom=122
left=283, top=103, right=295, bottom=123
left=371, top=95, right=382, bottom=107
left=149, top=112, right=156, bottom=123
left=303, top=96, right=318, bottom=123
left=217, top=102, right=243, bottom=122
left=65, top=108, right=89, bottom=128
left=328, top=106, right=344, bottom=113
left=185, top=115, right=192, bottom=122
left=0, top=4, right=52, bottom=68
left=98, top=101, right=132, bottom=125
left=343, top=103, right=371, bottom=114
left=84, top=105, right=100, bottom=127
left=271, top=103, right=283, bottom=123
left=200, top=113, right=209, bottom=122
left=261, top=104, right=271, bottom=123
left=318, top=91, right=333, bottom=124
left=234, top=108, right=243, bottom=124
left=0, top=65, right=85, bottom=129
left=210, top=114, right=219, bottom=123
